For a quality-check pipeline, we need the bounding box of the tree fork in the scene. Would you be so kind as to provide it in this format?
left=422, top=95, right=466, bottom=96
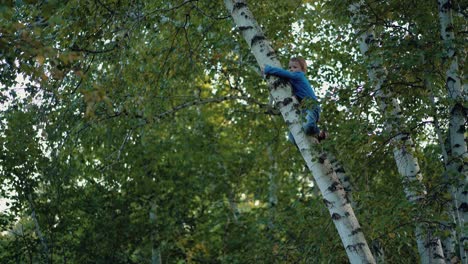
left=223, top=1, right=375, bottom=263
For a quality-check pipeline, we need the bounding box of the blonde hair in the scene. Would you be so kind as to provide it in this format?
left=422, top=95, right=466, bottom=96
left=290, top=57, right=307, bottom=73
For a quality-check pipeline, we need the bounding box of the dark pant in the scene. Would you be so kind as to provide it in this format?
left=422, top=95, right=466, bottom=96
left=288, top=107, right=320, bottom=144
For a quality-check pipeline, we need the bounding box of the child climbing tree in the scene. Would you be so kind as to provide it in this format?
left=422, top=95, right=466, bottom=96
left=223, top=1, right=376, bottom=263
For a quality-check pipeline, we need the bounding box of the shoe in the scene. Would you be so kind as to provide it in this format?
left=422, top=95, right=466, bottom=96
left=317, top=130, right=328, bottom=142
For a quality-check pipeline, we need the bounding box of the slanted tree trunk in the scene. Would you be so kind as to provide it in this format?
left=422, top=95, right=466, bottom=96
left=437, top=1, right=467, bottom=262
left=327, top=152, right=353, bottom=206
left=223, top=1, right=375, bottom=263
left=349, top=3, right=445, bottom=263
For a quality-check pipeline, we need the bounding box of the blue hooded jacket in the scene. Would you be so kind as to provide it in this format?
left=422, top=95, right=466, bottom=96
left=264, top=65, right=318, bottom=103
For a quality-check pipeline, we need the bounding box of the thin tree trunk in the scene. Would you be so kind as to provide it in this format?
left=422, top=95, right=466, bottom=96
left=426, top=69, right=458, bottom=264
left=26, top=193, right=50, bottom=264
left=267, top=145, right=278, bottom=230
left=224, top=1, right=375, bottom=263
left=437, top=1, right=468, bottom=262
left=228, top=190, right=240, bottom=224
left=150, top=202, right=162, bottom=264
left=349, top=3, right=446, bottom=263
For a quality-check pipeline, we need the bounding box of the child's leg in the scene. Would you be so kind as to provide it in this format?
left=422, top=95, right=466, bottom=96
left=288, top=107, right=324, bottom=145
left=303, top=108, right=320, bottom=135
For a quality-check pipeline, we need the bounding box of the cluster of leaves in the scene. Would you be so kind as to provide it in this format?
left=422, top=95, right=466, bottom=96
left=0, top=0, right=464, bottom=263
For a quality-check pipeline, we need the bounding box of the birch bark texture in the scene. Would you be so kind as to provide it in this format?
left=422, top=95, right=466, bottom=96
left=223, top=1, right=375, bottom=263
left=267, top=145, right=278, bottom=230
left=27, top=193, right=50, bottom=264
left=328, top=152, right=353, bottom=206
left=349, top=3, right=445, bottom=263
left=437, top=1, right=467, bottom=262
left=150, top=202, right=162, bottom=264
left=427, top=73, right=458, bottom=263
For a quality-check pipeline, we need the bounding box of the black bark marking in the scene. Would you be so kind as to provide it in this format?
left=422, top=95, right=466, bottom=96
left=344, top=212, right=350, bottom=217
left=331, top=213, right=341, bottom=220
left=271, top=77, right=289, bottom=89
left=425, top=239, right=441, bottom=248
left=285, top=120, right=292, bottom=126
left=327, top=181, right=341, bottom=192
left=351, top=227, right=363, bottom=236
left=450, top=102, right=464, bottom=114
left=400, top=133, right=409, bottom=141
left=250, top=35, right=266, bottom=48
left=445, top=24, right=454, bottom=32
left=238, top=26, right=253, bottom=31
left=318, top=153, right=327, bottom=164
left=458, top=202, right=467, bottom=213
left=282, top=97, right=293, bottom=106
left=456, top=125, right=465, bottom=134
left=266, top=51, right=275, bottom=57
left=344, top=193, right=351, bottom=205
left=346, top=243, right=366, bottom=253
left=336, top=167, right=346, bottom=173
left=447, top=76, right=457, bottom=84
left=233, top=2, right=247, bottom=12
left=295, top=109, right=301, bottom=115
left=365, top=34, right=374, bottom=44
left=323, top=199, right=333, bottom=208
left=441, top=1, right=452, bottom=11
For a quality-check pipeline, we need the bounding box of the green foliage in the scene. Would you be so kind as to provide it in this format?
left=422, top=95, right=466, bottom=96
left=0, top=0, right=464, bottom=263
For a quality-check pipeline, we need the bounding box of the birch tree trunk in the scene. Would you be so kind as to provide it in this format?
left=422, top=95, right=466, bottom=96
left=327, top=152, right=353, bottom=206
left=228, top=190, right=240, bottom=224
left=27, top=193, right=50, bottom=264
left=150, top=202, right=162, bottom=264
left=427, top=74, right=458, bottom=263
left=437, top=1, right=468, bottom=262
left=267, top=145, right=278, bottom=230
left=224, top=1, right=375, bottom=263
left=349, top=3, right=445, bottom=263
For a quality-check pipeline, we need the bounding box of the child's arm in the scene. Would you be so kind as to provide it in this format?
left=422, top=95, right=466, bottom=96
left=264, top=65, right=301, bottom=80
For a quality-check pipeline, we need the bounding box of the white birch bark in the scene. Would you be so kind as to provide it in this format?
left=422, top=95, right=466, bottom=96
left=427, top=72, right=458, bottom=263
left=327, top=152, right=353, bottom=206
left=27, top=193, right=50, bottom=264
left=228, top=191, right=240, bottom=223
left=437, top=1, right=468, bottom=262
left=224, top=1, right=375, bottom=263
left=267, top=145, right=278, bottom=230
left=150, top=202, right=162, bottom=264
left=328, top=153, right=388, bottom=261
left=349, top=3, right=445, bottom=263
